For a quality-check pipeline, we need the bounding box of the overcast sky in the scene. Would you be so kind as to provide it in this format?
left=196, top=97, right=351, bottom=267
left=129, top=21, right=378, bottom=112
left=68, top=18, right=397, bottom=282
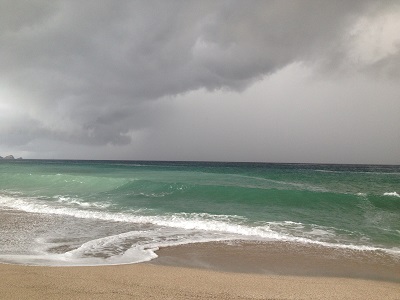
left=1, top=1, right=399, bottom=164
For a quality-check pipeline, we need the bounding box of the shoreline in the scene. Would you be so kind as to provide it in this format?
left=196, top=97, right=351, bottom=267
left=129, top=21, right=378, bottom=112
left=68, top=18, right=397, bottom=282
left=1, top=241, right=399, bottom=299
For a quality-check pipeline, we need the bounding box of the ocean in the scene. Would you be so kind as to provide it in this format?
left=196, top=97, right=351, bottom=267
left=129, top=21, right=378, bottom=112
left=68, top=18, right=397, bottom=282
left=0, top=160, right=399, bottom=266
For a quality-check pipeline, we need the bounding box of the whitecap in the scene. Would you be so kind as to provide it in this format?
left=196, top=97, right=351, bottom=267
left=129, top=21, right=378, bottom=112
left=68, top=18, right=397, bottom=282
left=54, top=195, right=111, bottom=209
left=383, top=192, right=400, bottom=198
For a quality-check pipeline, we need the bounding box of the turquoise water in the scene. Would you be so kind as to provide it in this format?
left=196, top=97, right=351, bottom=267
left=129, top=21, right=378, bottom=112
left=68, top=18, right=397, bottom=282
left=0, top=160, right=399, bottom=266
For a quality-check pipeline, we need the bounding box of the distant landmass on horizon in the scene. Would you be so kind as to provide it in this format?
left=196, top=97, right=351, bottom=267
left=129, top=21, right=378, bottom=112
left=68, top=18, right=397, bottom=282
left=0, top=155, right=22, bottom=160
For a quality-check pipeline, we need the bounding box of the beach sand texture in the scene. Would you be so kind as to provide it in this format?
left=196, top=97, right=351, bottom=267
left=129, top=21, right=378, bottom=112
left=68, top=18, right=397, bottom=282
left=1, top=263, right=400, bottom=300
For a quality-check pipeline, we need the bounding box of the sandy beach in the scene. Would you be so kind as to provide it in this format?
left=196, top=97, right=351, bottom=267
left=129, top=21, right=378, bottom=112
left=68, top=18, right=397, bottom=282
left=1, top=262, right=400, bottom=300
left=1, top=241, right=400, bottom=300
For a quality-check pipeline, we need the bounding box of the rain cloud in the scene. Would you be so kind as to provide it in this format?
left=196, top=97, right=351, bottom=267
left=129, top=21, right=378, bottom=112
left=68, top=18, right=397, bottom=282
left=1, top=1, right=399, bottom=163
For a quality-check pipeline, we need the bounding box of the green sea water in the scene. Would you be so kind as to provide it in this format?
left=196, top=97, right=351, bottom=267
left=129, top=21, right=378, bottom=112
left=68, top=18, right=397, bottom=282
left=0, top=160, right=399, bottom=266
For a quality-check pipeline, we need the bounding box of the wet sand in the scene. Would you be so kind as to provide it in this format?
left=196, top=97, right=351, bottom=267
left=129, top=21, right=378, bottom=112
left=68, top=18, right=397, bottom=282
left=151, top=240, right=400, bottom=282
left=1, top=240, right=400, bottom=299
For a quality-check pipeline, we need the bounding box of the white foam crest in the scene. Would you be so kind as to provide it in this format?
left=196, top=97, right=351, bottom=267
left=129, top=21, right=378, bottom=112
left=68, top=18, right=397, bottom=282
left=1, top=194, right=399, bottom=261
left=383, top=192, right=400, bottom=197
left=54, top=195, right=111, bottom=209
left=0, top=194, right=296, bottom=242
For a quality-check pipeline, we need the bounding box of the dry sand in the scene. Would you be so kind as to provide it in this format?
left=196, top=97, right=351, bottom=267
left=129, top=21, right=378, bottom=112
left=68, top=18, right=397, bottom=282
left=0, top=262, right=399, bottom=300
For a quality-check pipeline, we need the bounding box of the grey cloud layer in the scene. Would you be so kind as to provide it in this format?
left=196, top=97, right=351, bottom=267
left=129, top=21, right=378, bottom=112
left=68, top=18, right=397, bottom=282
left=0, top=0, right=398, bottom=150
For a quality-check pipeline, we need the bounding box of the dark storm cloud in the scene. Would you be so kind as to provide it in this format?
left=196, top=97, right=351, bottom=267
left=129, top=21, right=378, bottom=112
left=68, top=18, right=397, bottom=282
left=0, top=0, right=398, bottom=151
